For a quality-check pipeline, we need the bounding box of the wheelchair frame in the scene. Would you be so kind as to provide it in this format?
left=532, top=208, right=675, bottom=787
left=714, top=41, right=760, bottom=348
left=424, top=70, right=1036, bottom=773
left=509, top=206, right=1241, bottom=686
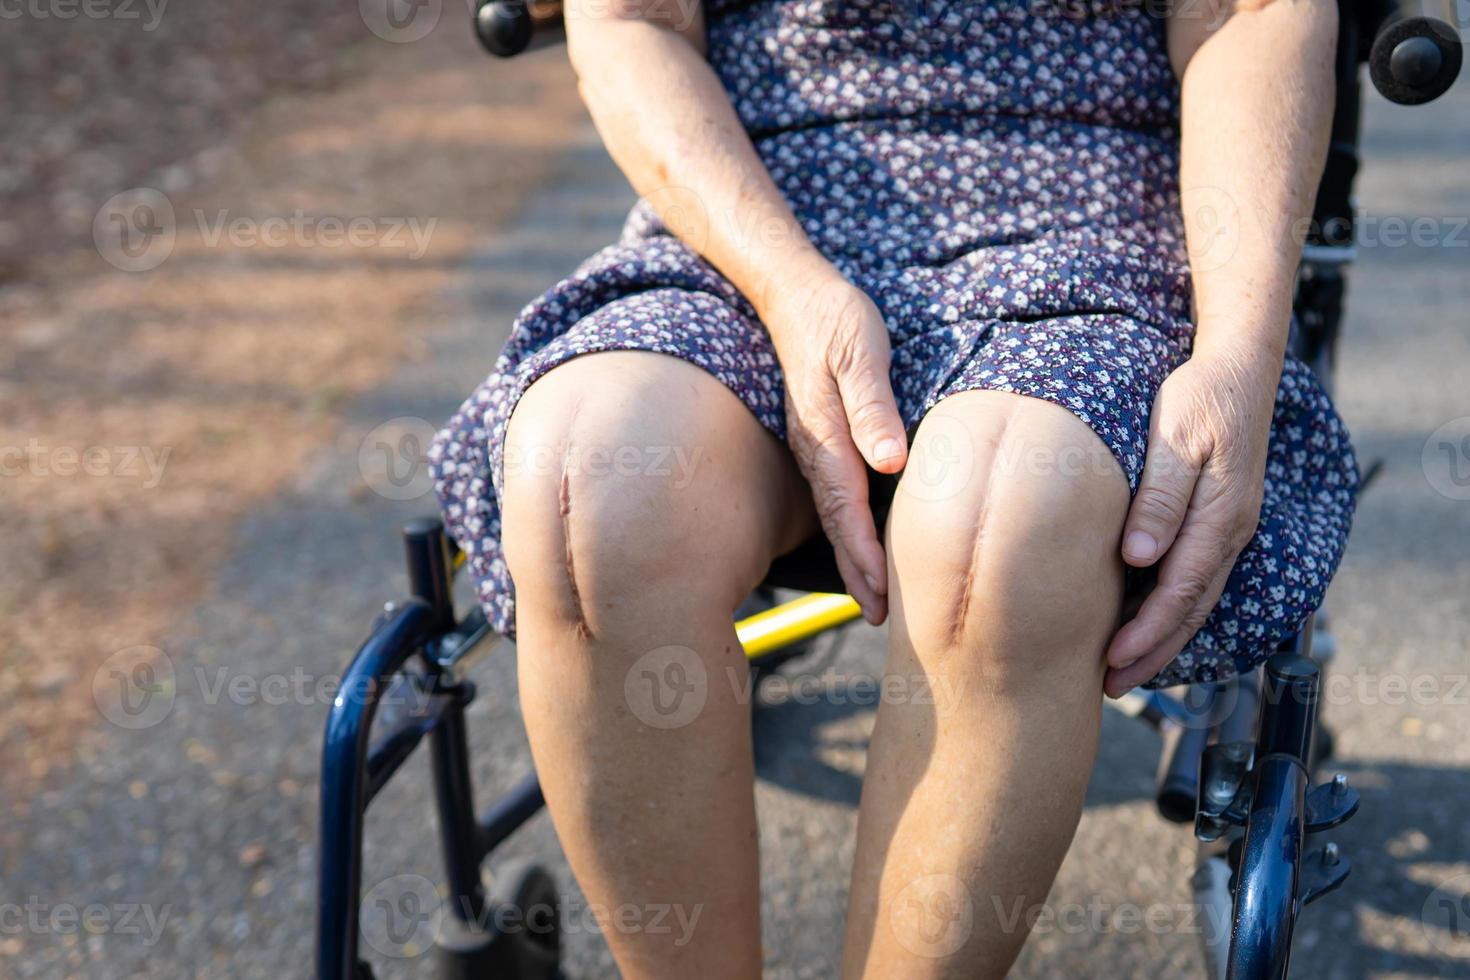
left=318, top=2, right=1462, bottom=976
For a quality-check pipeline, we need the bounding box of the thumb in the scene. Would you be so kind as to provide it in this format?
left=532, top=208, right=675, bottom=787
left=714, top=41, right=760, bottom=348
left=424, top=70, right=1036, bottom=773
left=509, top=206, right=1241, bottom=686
left=835, top=351, right=907, bottom=474
left=1123, top=436, right=1199, bottom=567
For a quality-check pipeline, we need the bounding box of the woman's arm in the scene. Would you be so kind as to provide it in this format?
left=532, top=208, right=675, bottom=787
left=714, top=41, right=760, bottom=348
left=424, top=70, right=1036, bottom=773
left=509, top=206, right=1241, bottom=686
left=566, top=0, right=907, bottom=621
left=1105, top=0, right=1338, bottom=694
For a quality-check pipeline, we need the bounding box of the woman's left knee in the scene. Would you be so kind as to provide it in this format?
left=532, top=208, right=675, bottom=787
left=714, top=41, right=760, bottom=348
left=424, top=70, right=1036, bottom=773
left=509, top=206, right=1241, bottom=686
left=888, top=391, right=1130, bottom=673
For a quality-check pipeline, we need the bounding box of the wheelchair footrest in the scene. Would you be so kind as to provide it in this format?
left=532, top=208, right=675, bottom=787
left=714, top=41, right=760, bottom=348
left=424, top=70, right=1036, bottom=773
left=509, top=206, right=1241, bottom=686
left=1298, top=841, right=1352, bottom=907
left=1305, top=773, right=1359, bottom=832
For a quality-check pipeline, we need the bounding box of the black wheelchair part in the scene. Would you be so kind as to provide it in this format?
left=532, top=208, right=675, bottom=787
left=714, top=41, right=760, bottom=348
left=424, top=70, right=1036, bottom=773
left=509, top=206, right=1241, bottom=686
left=318, top=2, right=1464, bottom=977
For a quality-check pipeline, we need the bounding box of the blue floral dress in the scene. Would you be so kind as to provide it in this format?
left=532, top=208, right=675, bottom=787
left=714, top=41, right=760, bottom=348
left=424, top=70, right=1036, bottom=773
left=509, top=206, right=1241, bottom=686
left=429, top=0, right=1358, bottom=688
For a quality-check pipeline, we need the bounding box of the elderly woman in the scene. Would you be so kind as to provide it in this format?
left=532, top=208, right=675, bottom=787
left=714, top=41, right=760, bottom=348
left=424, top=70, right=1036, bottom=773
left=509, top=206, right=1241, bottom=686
left=430, top=0, right=1356, bottom=974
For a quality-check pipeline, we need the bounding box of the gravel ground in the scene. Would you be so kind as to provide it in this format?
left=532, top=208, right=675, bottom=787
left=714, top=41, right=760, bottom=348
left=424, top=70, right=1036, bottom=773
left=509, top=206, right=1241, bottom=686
left=0, top=0, right=367, bottom=277
left=0, top=18, right=583, bottom=798
left=4, top=46, right=1469, bottom=980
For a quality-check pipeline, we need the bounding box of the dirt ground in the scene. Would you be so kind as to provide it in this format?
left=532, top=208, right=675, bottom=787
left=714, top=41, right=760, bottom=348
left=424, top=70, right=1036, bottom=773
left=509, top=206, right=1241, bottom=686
left=0, top=10, right=586, bottom=791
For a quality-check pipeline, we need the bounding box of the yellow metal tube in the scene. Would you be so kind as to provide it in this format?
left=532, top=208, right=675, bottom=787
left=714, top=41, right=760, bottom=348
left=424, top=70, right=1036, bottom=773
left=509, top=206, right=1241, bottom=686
left=735, top=593, right=863, bottom=659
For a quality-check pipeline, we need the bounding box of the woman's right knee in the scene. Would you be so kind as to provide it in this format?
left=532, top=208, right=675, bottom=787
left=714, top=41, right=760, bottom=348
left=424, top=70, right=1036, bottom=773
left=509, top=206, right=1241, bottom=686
left=501, top=353, right=795, bottom=638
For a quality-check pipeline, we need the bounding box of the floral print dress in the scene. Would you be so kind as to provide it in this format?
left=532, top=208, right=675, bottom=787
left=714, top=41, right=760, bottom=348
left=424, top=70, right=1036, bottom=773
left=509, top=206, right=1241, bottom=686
left=428, top=0, right=1358, bottom=687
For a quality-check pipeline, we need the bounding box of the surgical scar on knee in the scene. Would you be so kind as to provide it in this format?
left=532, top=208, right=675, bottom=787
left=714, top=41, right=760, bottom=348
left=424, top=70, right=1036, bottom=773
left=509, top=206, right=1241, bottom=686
left=558, top=466, right=594, bottom=642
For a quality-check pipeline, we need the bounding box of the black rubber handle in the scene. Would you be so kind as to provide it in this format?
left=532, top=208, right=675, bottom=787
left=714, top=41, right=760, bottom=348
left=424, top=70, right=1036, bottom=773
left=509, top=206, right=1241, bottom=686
left=474, top=0, right=565, bottom=58
left=1369, top=0, right=1463, bottom=104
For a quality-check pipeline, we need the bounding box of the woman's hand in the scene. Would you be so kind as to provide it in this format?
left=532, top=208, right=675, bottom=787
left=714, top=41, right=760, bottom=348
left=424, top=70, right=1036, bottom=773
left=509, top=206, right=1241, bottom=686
left=1103, top=344, right=1281, bottom=696
left=764, top=267, right=908, bottom=624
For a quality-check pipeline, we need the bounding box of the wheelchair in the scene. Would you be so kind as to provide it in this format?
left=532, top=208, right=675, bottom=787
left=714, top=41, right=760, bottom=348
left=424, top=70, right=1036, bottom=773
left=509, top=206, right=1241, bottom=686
left=318, top=2, right=1463, bottom=977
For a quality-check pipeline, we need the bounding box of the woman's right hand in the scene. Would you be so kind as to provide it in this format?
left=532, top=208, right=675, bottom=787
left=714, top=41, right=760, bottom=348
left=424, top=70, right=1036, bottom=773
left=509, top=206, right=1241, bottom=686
left=763, top=266, right=909, bottom=623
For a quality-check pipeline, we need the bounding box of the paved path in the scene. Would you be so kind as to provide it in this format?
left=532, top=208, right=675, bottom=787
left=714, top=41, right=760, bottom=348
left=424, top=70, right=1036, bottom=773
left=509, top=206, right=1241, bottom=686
left=11, top=77, right=1470, bottom=980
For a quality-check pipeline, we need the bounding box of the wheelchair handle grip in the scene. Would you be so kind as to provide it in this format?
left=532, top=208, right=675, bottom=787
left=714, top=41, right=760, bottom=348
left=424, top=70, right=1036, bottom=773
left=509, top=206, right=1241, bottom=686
left=475, top=0, right=566, bottom=58
left=1369, top=0, right=1464, bottom=104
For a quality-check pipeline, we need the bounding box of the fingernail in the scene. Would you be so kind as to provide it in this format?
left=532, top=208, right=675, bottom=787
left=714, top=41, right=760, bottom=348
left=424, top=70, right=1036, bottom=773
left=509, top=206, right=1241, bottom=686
left=1123, top=530, right=1157, bottom=563
left=873, top=438, right=904, bottom=463
left=864, top=573, right=881, bottom=595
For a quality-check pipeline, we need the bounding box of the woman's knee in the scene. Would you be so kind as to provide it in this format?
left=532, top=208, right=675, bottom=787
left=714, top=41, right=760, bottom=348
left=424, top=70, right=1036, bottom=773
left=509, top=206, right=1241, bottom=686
left=501, top=353, right=789, bottom=635
left=889, top=391, right=1130, bottom=675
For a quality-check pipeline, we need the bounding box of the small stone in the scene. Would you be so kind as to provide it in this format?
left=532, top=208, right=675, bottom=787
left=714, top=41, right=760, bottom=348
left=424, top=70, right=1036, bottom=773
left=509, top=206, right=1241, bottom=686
left=238, top=841, right=268, bottom=869
left=128, top=780, right=148, bottom=800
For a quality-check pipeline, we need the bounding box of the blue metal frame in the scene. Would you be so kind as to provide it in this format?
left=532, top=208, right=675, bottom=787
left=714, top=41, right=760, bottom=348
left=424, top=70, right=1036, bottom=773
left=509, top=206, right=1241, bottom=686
left=318, top=598, right=436, bottom=980
left=317, top=521, right=553, bottom=980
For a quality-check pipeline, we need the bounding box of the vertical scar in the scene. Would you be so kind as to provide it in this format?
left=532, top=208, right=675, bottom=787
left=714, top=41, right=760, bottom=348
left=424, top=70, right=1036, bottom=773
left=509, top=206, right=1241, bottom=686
left=949, top=404, right=1016, bottom=649
left=558, top=400, right=595, bottom=642
left=558, top=462, right=595, bottom=642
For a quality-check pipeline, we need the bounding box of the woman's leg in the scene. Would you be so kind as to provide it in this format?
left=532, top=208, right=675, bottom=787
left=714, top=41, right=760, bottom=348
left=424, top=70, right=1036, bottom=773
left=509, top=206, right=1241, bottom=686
left=842, top=389, right=1130, bottom=978
left=501, top=351, right=816, bottom=979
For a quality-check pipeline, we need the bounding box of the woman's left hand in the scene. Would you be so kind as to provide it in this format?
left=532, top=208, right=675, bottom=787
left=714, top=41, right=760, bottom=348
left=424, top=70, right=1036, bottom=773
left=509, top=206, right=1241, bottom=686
left=1103, top=345, right=1281, bottom=697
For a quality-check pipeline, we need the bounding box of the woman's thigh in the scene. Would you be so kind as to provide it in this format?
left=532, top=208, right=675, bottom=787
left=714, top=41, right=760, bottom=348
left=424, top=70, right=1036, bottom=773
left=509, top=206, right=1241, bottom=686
left=500, top=350, right=817, bottom=630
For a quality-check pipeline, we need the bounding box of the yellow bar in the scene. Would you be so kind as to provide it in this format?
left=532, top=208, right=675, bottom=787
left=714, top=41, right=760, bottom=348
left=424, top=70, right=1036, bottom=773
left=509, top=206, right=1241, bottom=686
left=735, top=593, right=863, bottom=660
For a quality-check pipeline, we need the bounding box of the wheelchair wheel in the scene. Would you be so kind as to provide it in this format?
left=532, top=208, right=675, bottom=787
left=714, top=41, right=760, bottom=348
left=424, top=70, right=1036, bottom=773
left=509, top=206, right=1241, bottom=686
left=490, top=859, right=561, bottom=964
left=435, top=859, right=561, bottom=980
